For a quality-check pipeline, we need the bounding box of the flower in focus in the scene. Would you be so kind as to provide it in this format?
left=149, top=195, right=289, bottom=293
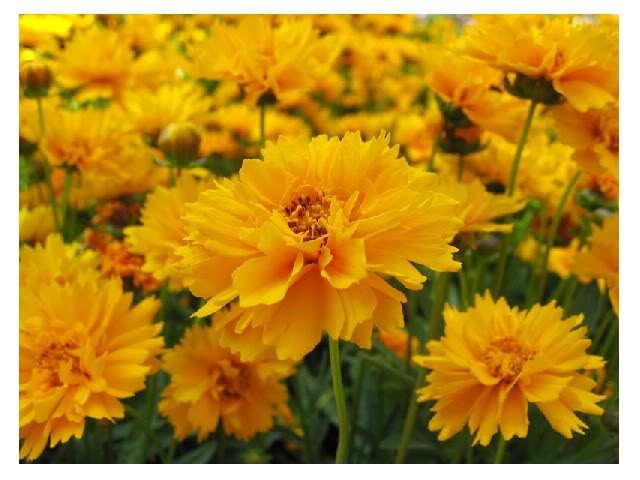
left=19, top=276, right=163, bottom=460
left=159, top=321, right=294, bottom=441
left=415, top=292, right=606, bottom=446
left=19, top=205, right=55, bottom=243
left=457, top=16, right=618, bottom=111
left=124, top=172, right=217, bottom=288
left=187, top=16, right=342, bottom=105
left=573, top=214, right=619, bottom=314
left=178, top=132, right=463, bottom=361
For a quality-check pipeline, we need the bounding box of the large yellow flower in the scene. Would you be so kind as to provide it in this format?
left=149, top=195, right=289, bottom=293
left=19, top=276, right=163, bottom=460
left=415, top=292, right=605, bottom=446
left=159, top=322, right=293, bottom=441
left=457, top=16, right=618, bottom=111
left=177, top=132, right=463, bottom=361
left=573, top=214, right=619, bottom=315
left=187, top=16, right=341, bottom=105
left=124, top=172, right=217, bottom=288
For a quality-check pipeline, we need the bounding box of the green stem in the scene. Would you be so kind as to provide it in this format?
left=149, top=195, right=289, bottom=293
left=347, top=357, right=365, bottom=463
left=215, top=425, right=227, bottom=463
left=560, top=276, right=578, bottom=311
left=60, top=169, right=73, bottom=240
left=457, top=268, right=469, bottom=310
left=494, top=436, right=506, bottom=464
left=470, top=256, right=486, bottom=302
left=492, top=100, right=538, bottom=296
left=395, top=271, right=450, bottom=464
left=328, top=336, right=349, bottom=464
left=594, top=309, right=616, bottom=353
left=259, top=102, right=266, bottom=150
left=534, top=170, right=582, bottom=304
left=426, top=127, right=443, bottom=173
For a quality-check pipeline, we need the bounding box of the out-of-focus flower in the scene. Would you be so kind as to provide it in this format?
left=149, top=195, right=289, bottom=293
left=457, top=16, right=618, bottom=111
left=573, top=214, right=619, bottom=314
left=394, top=106, right=441, bottom=165
left=415, top=292, right=605, bottom=445
left=95, top=238, right=161, bottom=293
left=19, top=14, right=73, bottom=53
left=19, top=276, right=163, bottom=460
left=378, top=329, right=418, bottom=362
left=19, top=205, right=55, bottom=243
left=159, top=323, right=294, bottom=441
left=124, top=172, right=217, bottom=288
left=187, top=16, right=342, bottom=105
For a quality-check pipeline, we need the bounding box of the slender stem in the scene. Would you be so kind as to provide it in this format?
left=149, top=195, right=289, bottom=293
left=347, top=357, right=365, bottom=463
left=395, top=272, right=450, bottom=464
left=215, top=424, right=227, bottom=463
left=36, top=97, right=62, bottom=232
left=493, top=100, right=538, bottom=296
left=59, top=170, right=73, bottom=240
left=457, top=269, right=469, bottom=310
left=534, top=170, right=582, bottom=304
left=494, top=436, right=506, bottom=464
left=471, top=256, right=486, bottom=302
left=259, top=102, right=266, bottom=150
left=594, top=309, right=616, bottom=353
left=328, top=336, right=349, bottom=464
left=394, top=367, right=423, bottom=464
left=560, top=275, right=578, bottom=311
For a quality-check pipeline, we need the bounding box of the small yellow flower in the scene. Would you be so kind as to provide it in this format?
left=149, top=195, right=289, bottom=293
left=458, top=16, right=618, bottom=111
left=573, top=214, right=619, bottom=315
left=19, top=205, right=55, bottom=243
left=415, top=292, right=606, bottom=446
left=159, top=321, right=294, bottom=441
left=19, top=276, right=163, bottom=460
left=178, top=132, right=462, bottom=361
left=124, top=172, right=217, bottom=288
left=187, top=16, right=341, bottom=105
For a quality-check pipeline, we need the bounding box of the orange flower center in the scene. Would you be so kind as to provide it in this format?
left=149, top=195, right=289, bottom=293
left=482, top=336, right=534, bottom=383
left=217, top=362, right=252, bottom=401
left=281, top=187, right=332, bottom=241
left=37, top=341, right=85, bottom=388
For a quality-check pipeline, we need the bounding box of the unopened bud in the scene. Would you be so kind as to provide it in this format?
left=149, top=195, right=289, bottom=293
left=20, top=60, right=53, bottom=98
left=158, top=122, right=201, bottom=163
left=602, top=407, right=618, bottom=433
left=503, top=73, right=563, bottom=105
left=476, top=233, right=501, bottom=255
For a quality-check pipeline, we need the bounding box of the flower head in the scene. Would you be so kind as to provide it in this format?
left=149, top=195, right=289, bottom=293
left=415, top=292, right=605, bottom=446
left=19, top=276, right=163, bottom=460
left=177, top=132, right=462, bottom=361
left=19, top=205, right=55, bottom=243
left=458, top=16, right=618, bottom=111
left=573, top=214, right=619, bottom=314
left=159, top=321, right=294, bottom=441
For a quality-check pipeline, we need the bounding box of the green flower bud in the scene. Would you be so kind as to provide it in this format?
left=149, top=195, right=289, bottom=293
left=503, top=73, right=563, bottom=105
left=20, top=60, right=53, bottom=98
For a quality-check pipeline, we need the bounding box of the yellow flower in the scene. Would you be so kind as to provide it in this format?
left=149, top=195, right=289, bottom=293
left=19, top=205, right=55, bottom=243
left=159, top=321, right=294, bottom=441
left=394, top=107, right=441, bottom=165
left=19, top=14, right=73, bottom=53
left=19, top=276, right=163, bottom=460
left=121, top=82, right=212, bottom=138
left=429, top=177, right=526, bottom=235
left=177, top=132, right=462, bottom=361
left=415, top=292, right=606, bottom=446
left=20, top=233, right=100, bottom=295
left=552, top=102, right=618, bottom=183
left=573, top=214, right=619, bottom=315
left=458, top=16, right=618, bottom=111
left=424, top=48, right=528, bottom=142
left=124, top=172, right=217, bottom=288
left=187, top=16, right=341, bottom=105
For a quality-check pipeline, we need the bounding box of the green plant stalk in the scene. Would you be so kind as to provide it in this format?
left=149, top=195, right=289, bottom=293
left=347, top=357, right=365, bottom=463
left=328, top=336, right=349, bottom=464
left=457, top=268, right=469, bottom=310
left=36, top=97, right=62, bottom=232
left=534, top=170, right=582, bottom=304
left=59, top=170, right=73, bottom=240
left=395, top=271, right=449, bottom=464
left=494, top=436, right=506, bottom=464
left=593, top=308, right=614, bottom=351
left=260, top=102, right=266, bottom=150
left=560, top=275, right=579, bottom=311
left=470, top=256, right=486, bottom=301
left=426, top=127, right=443, bottom=172
left=492, top=100, right=538, bottom=296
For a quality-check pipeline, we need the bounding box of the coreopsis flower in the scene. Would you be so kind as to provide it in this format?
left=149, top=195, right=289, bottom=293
left=19, top=233, right=99, bottom=295
left=19, top=276, right=163, bottom=460
left=394, top=107, right=441, bottom=165
left=552, top=102, right=618, bottom=187
left=95, top=239, right=161, bottom=293
left=457, top=16, right=618, bottom=111
left=574, top=214, right=619, bottom=315
left=429, top=177, right=526, bottom=235
left=121, top=82, right=212, bottom=139
left=177, top=132, right=463, bottom=361
left=424, top=48, right=528, bottom=143
left=19, top=205, right=55, bottom=243
left=415, top=292, right=606, bottom=446
left=124, top=172, right=217, bottom=288
left=187, top=16, right=342, bottom=105
left=516, top=237, right=587, bottom=281
left=159, top=322, right=294, bottom=441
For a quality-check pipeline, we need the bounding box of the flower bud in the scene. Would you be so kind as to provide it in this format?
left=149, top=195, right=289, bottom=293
left=602, top=407, right=618, bottom=433
left=503, top=73, right=563, bottom=105
left=158, top=122, right=201, bottom=164
left=20, top=60, right=53, bottom=98
left=475, top=233, right=502, bottom=256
